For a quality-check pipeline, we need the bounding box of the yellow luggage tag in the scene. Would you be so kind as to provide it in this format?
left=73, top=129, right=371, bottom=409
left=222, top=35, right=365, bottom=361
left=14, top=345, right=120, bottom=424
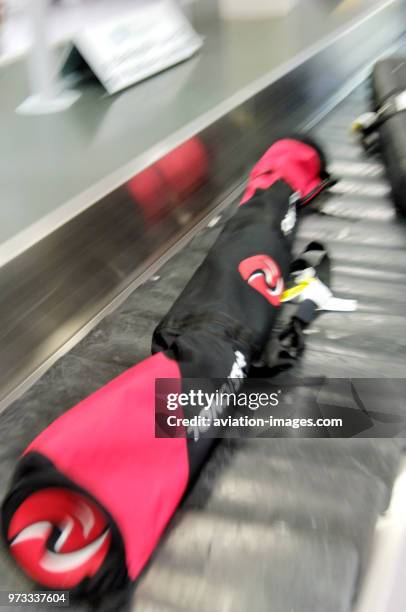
left=281, top=277, right=316, bottom=303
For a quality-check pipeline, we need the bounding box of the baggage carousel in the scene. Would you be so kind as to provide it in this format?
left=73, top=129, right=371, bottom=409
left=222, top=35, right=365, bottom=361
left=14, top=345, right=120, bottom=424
left=1, top=2, right=406, bottom=611
left=1, top=63, right=406, bottom=612
left=2, top=0, right=406, bottom=408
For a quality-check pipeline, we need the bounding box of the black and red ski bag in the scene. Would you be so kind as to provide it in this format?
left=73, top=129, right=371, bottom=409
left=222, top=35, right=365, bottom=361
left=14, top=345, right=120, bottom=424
left=1, top=137, right=331, bottom=599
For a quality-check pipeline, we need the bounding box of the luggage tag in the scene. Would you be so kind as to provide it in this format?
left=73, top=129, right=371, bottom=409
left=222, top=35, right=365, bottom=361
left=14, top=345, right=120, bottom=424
left=281, top=242, right=358, bottom=313
left=281, top=270, right=357, bottom=313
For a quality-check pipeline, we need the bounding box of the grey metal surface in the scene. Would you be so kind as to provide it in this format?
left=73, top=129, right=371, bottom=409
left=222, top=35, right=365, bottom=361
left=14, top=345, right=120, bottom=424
left=1, top=81, right=406, bottom=611
left=0, top=0, right=395, bottom=249
left=2, top=1, right=406, bottom=409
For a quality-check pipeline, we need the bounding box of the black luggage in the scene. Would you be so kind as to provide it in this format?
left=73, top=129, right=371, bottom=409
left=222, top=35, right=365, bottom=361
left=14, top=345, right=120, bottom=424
left=362, top=57, right=406, bottom=215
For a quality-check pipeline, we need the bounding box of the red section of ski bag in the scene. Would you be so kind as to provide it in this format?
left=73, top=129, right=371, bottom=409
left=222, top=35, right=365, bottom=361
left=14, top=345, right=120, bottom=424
left=5, top=352, right=188, bottom=589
